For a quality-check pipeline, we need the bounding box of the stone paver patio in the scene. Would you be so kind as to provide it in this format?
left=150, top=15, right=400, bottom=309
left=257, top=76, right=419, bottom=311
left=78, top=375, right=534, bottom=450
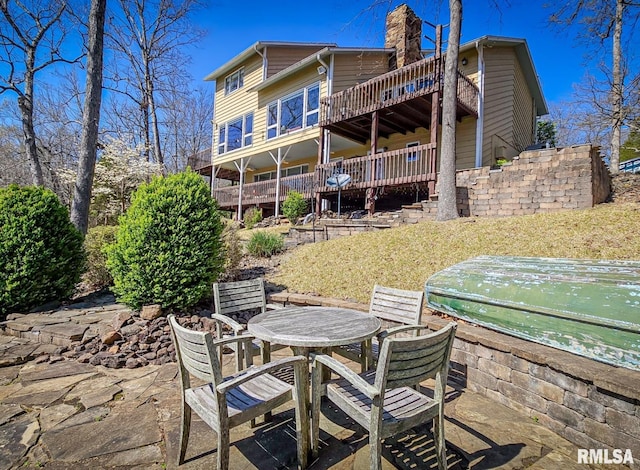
left=0, top=295, right=623, bottom=469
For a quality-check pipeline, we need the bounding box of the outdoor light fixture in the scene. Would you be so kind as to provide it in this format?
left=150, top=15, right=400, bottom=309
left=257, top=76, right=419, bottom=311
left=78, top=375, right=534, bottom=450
left=461, top=57, right=468, bottom=66
left=317, top=65, right=327, bottom=75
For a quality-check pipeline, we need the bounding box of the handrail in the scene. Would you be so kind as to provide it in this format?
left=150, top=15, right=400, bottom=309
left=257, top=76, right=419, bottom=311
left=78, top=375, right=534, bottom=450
left=320, top=56, right=479, bottom=126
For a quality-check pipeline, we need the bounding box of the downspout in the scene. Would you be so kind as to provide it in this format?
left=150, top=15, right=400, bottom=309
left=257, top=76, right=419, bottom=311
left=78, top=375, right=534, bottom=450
left=255, top=44, right=266, bottom=80
left=317, top=53, right=333, bottom=165
left=474, top=41, right=485, bottom=168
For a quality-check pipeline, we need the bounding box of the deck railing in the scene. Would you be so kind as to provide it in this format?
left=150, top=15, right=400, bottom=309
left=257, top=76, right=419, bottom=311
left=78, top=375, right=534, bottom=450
left=316, top=144, right=437, bottom=190
left=320, top=56, right=478, bottom=126
left=213, top=172, right=315, bottom=207
left=187, top=149, right=211, bottom=172
left=212, top=145, right=437, bottom=209
left=620, top=157, right=640, bottom=174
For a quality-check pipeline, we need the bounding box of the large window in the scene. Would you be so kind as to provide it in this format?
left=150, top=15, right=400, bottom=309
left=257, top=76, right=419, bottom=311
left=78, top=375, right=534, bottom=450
left=224, top=69, right=244, bottom=95
left=254, top=164, right=309, bottom=182
left=266, top=83, right=320, bottom=139
left=218, top=112, right=253, bottom=155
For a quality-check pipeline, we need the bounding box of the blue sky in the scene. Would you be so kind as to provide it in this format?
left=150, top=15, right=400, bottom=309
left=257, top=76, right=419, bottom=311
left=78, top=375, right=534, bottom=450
left=189, top=0, right=595, bottom=109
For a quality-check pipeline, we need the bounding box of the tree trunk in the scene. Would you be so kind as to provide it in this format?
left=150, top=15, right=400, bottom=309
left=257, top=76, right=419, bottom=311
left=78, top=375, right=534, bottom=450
left=70, top=0, right=107, bottom=235
left=609, top=0, right=624, bottom=174
left=147, top=77, right=164, bottom=168
left=18, top=93, right=44, bottom=187
left=436, top=0, right=462, bottom=221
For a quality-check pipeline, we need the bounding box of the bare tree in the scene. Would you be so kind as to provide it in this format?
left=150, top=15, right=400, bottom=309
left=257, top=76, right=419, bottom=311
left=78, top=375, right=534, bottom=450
left=436, top=0, right=462, bottom=221
left=547, top=0, right=640, bottom=173
left=106, top=0, right=204, bottom=167
left=0, top=0, right=80, bottom=186
left=70, top=0, right=106, bottom=235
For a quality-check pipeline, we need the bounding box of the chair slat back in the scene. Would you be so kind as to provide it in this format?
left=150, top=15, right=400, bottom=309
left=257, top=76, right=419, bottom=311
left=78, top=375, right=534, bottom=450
left=213, top=278, right=267, bottom=316
left=169, top=315, right=223, bottom=386
left=376, top=323, right=457, bottom=391
left=369, top=285, right=424, bottom=326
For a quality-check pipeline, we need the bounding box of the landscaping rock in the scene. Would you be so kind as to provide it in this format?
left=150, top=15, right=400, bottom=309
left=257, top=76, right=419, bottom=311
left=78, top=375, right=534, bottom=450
left=140, top=304, right=162, bottom=321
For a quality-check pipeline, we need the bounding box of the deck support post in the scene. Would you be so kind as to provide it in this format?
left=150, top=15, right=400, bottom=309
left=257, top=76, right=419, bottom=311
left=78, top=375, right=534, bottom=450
left=368, top=111, right=379, bottom=215
left=234, top=158, right=252, bottom=222
left=429, top=24, right=443, bottom=196
left=316, top=128, right=325, bottom=216
left=269, top=146, right=291, bottom=218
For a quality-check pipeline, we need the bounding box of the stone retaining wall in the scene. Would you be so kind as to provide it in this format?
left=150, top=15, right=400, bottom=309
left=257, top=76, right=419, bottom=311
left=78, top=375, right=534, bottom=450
left=269, top=291, right=640, bottom=464
left=453, top=144, right=611, bottom=218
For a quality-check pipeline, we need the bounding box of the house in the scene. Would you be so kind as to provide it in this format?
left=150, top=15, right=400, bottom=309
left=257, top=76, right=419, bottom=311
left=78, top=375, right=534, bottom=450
left=190, top=4, right=548, bottom=220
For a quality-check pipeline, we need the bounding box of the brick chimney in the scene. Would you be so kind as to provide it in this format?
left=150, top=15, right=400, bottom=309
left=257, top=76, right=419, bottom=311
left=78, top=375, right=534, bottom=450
left=385, top=4, right=423, bottom=70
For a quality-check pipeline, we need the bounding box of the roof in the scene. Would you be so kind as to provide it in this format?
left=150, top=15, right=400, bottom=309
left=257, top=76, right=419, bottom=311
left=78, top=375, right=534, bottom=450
left=203, top=41, right=336, bottom=81
left=458, top=36, right=548, bottom=116
left=249, top=46, right=394, bottom=92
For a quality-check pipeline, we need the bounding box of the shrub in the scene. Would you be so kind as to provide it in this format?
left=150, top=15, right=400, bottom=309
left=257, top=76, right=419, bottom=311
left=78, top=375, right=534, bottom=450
left=246, top=231, right=284, bottom=257
left=220, top=219, right=243, bottom=280
left=244, top=206, right=262, bottom=229
left=0, top=185, right=85, bottom=316
left=105, top=170, right=224, bottom=310
left=281, top=191, right=308, bottom=224
left=83, top=225, right=118, bottom=288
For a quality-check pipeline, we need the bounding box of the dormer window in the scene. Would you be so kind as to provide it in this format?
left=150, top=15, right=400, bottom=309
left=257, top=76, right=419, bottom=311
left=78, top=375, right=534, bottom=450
left=224, top=68, right=244, bottom=95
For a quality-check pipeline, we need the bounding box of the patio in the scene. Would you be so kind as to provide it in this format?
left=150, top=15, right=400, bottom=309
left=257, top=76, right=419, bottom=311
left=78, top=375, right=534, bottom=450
left=0, top=292, right=606, bottom=469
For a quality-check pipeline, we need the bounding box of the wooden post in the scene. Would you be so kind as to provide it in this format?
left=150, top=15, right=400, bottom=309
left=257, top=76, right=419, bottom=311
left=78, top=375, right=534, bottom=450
left=429, top=25, right=443, bottom=195
left=316, top=128, right=325, bottom=216
left=368, top=111, right=379, bottom=214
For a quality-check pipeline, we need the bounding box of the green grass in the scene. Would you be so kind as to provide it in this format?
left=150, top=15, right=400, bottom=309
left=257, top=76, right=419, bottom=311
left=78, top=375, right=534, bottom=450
left=270, top=203, right=640, bottom=304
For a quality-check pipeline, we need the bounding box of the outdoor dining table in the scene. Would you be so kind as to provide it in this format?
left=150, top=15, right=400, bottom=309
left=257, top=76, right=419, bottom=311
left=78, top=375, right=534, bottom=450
left=247, top=305, right=382, bottom=360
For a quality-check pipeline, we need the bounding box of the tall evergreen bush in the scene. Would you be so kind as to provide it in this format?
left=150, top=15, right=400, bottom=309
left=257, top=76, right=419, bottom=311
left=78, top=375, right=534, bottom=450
left=105, top=170, right=224, bottom=310
left=0, top=185, right=85, bottom=316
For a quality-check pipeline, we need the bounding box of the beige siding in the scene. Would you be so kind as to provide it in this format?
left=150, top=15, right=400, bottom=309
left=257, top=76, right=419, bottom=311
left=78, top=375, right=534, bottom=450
left=332, top=52, right=390, bottom=93
left=455, top=116, right=477, bottom=169
left=458, top=51, right=479, bottom=85
left=481, top=47, right=517, bottom=166
left=512, top=59, right=535, bottom=152
left=214, top=54, right=263, bottom=128
left=215, top=63, right=328, bottom=167
left=265, top=45, right=328, bottom=78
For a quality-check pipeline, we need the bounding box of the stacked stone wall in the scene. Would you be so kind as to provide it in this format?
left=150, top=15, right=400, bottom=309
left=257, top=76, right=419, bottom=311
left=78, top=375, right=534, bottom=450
left=455, top=144, right=610, bottom=218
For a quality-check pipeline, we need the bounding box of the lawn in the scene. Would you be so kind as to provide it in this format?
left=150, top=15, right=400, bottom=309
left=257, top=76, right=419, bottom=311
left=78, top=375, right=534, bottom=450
left=268, top=203, right=640, bottom=304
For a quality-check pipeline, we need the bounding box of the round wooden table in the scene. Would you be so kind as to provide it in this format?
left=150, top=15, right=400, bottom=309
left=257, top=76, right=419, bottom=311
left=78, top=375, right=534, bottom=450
left=247, top=306, right=381, bottom=362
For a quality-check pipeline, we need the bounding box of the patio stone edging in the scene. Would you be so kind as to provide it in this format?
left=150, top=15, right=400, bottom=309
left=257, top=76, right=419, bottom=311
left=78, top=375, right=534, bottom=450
left=268, top=291, right=640, bottom=464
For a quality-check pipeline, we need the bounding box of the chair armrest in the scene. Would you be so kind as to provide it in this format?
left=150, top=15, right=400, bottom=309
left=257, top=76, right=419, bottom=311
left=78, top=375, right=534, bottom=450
left=217, top=355, right=307, bottom=394
left=211, top=313, right=245, bottom=334
left=311, top=353, right=379, bottom=399
left=377, top=324, right=430, bottom=342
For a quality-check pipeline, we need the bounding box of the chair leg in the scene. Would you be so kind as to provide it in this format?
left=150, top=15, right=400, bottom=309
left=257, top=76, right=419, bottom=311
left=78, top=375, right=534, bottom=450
left=178, top=402, right=191, bottom=465
left=311, top=360, right=323, bottom=459
left=434, top=411, right=446, bottom=470
left=370, top=435, right=382, bottom=470
left=216, top=427, right=230, bottom=470
left=260, top=341, right=273, bottom=423
left=293, top=360, right=310, bottom=469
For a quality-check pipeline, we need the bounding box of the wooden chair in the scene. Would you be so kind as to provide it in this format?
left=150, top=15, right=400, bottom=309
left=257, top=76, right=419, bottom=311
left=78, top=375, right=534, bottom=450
left=168, top=314, right=310, bottom=470
left=332, top=284, right=424, bottom=371
left=211, top=278, right=285, bottom=369
left=311, top=322, right=457, bottom=470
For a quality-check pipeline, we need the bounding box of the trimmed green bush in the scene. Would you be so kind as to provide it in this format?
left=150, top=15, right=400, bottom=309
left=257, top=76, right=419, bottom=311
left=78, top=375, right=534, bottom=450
left=83, top=225, right=117, bottom=288
left=246, top=231, right=284, bottom=257
left=105, top=170, right=224, bottom=310
left=244, top=207, right=262, bottom=229
left=0, top=185, right=85, bottom=316
left=281, top=191, right=308, bottom=224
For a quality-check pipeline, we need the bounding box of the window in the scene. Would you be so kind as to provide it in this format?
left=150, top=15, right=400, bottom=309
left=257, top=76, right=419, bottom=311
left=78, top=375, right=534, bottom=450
left=254, top=164, right=309, bottom=182
left=407, top=141, right=420, bottom=162
left=217, top=112, right=253, bottom=155
left=224, top=69, right=244, bottom=95
left=266, top=83, right=320, bottom=139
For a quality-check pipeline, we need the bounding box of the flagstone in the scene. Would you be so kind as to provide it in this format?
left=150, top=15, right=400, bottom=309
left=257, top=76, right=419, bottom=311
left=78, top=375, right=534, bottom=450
left=0, top=403, right=24, bottom=426
left=0, top=413, right=39, bottom=470
left=39, top=404, right=78, bottom=432
left=19, top=360, right=95, bottom=383
left=42, top=403, right=161, bottom=461
left=80, top=384, right=122, bottom=409
left=55, top=406, right=110, bottom=430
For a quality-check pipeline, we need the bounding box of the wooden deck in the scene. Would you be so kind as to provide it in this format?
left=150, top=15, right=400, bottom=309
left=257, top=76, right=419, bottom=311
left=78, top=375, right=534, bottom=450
left=320, top=55, right=478, bottom=143
left=211, top=144, right=436, bottom=209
